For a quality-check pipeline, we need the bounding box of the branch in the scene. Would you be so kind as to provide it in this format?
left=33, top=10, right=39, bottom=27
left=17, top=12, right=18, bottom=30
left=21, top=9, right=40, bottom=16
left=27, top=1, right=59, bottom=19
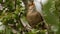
left=20, top=18, right=32, bottom=31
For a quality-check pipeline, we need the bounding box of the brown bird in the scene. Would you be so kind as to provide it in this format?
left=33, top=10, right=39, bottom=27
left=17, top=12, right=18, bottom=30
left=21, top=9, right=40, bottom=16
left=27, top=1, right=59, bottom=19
left=26, top=0, right=48, bottom=29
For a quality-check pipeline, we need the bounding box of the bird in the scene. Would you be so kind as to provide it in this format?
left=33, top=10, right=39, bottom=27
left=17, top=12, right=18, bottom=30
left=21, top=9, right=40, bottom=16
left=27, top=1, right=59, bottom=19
left=26, top=0, right=48, bottom=29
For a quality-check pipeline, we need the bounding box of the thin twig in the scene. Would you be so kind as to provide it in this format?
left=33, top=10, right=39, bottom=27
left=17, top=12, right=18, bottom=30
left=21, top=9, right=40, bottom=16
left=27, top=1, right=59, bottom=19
left=15, top=0, right=17, bottom=10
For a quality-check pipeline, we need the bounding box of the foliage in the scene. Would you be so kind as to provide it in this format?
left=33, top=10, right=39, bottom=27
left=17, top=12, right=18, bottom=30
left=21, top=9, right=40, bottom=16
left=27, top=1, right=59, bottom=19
left=0, top=0, right=59, bottom=34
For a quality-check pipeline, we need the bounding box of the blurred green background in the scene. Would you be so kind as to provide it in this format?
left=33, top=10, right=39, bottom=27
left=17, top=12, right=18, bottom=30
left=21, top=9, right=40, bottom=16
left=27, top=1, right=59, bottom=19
left=0, top=0, right=59, bottom=34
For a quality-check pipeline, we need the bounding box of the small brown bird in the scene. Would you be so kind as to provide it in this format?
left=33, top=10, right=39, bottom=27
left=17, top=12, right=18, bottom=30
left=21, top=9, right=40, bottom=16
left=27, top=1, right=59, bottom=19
left=26, top=0, right=48, bottom=29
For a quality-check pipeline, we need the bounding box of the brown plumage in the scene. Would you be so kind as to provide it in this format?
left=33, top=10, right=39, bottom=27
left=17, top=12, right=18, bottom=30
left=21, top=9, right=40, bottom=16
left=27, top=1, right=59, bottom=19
left=26, top=10, right=43, bottom=28
left=26, top=1, right=47, bottom=29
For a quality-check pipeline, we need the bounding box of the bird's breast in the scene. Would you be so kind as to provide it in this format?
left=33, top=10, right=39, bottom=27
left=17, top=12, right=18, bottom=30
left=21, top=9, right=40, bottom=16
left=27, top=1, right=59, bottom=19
left=26, top=11, right=43, bottom=28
